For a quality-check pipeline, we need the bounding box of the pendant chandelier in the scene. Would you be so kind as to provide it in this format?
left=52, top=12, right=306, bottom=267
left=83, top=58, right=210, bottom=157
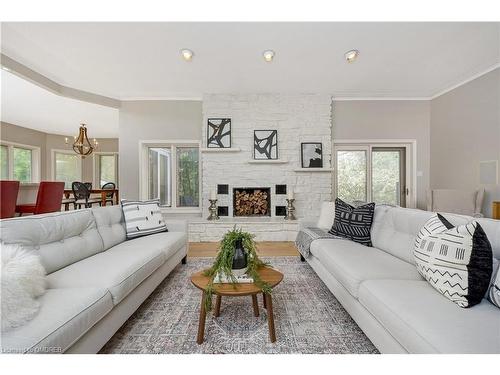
left=66, top=123, right=98, bottom=158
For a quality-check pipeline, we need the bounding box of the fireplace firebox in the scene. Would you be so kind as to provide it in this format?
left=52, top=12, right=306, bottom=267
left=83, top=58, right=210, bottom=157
left=233, top=188, right=271, bottom=217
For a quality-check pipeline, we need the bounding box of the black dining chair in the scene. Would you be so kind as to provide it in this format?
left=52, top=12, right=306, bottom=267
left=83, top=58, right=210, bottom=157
left=101, top=182, right=116, bottom=205
left=84, top=181, right=102, bottom=203
left=71, top=181, right=101, bottom=209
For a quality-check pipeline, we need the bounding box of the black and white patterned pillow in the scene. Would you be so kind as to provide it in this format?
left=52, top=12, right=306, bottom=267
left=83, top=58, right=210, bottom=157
left=121, top=199, right=168, bottom=239
left=328, top=198, right=375, bottom=246
left=414, top=213, right=492, bottom=308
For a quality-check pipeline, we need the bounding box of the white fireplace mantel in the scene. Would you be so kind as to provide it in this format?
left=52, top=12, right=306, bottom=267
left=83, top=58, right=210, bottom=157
left=201, top=147, right=242, bottom=153
left=247, top=159, right=288, bottom=164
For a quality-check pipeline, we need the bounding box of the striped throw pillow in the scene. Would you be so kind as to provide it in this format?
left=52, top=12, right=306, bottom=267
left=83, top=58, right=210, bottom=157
left=121, top=199, right=168, bottom=239
left=328, top=198, right=375, bottom=246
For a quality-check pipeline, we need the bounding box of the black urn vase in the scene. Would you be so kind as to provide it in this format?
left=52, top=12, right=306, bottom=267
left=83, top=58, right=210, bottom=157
left=231, top=239, right=248, bottom=276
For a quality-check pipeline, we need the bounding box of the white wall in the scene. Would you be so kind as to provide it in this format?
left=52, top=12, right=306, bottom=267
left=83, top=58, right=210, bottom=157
left=430, top=68, right=500, bottom=218
left=118, top=100, right=202, bottom=200
left=333, top=100, right=431, bottom=209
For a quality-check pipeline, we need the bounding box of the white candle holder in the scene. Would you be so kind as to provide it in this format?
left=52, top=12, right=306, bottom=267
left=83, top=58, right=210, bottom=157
left=207, top=199, right=220, bottom=221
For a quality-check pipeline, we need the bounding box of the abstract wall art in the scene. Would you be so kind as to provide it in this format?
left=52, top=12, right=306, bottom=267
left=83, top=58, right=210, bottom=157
left=301, top=142, right=323, bottom=168
left=254, top=130, right=278, bottom=160
left=207, top=118, right=231, bottom=148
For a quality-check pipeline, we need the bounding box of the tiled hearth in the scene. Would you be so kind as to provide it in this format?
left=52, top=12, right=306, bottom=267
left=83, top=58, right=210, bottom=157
left=188, top=217, right=300, bottom=242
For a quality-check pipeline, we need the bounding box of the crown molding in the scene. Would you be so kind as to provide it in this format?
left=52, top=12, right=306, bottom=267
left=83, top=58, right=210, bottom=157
left=1, top=53, right=121, bottom=108
left=333, top=96, right=430, bottom=101
left=430, top=62, right=500, bottom=100
left=334, top=63, right=500, bottom=101
left=120, top=96, right=202, bottom=101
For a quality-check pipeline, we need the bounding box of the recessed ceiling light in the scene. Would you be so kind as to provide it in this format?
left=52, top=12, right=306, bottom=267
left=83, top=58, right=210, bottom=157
left=1, top=66, right=11, bottom=72
left=263, top=50, right=275, bottom=62
left=180, top=49, right=194, bottom=62
left=345, top=49, right=359, bottom=63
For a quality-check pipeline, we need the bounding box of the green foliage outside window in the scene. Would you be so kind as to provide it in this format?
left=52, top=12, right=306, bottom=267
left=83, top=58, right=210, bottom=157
left=372, top=151, right=401, bottom=205
left=55, top=153, right=81, bottom=188
left=0, top=145, right=8, bottom=179
left=13, top=148, right=32, bottom=182
left=337, top=150, right=402, bottom=206
left=177, top=148, right=199, bottom=207
left=99, top=155, right=117, bottom=186
left=337, top=150, right=366, bottom=203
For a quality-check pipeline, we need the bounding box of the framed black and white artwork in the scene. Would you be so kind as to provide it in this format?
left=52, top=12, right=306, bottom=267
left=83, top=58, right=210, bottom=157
left=254, top=130, right=278, bottom=160
left=301, top=142, right=323, bottom=168
left=207, top=118, right=231, bottom=148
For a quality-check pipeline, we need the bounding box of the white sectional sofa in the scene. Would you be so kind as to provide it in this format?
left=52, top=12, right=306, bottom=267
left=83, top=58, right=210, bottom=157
left=304, top=205, right=500, bottom=354
left=0, top=206, right=188, bottom=354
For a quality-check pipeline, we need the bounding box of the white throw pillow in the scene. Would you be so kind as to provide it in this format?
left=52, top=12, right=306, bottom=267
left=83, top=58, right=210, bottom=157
left=121, top=199, right=168, bottom=239
left=1, top=244, right=47, bottom=332
left=316, top=201, right=335, bottom=231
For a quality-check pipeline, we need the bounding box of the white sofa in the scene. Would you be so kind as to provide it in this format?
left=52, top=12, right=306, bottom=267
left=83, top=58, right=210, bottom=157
left=0, top=205, right=188, bottom=354
left=303, top=205, right=500, bottom=354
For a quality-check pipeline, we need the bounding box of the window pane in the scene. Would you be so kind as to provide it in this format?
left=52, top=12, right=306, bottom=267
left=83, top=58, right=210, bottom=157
left=176, top=147, right=199, bottom=207
left=0, top=145, right=8, bottom=179
left=148, top=148, right=171, bottom=206
left=336, top=150, right=367, bottom=203
left=55, top=153, right=81, bottom=188
left=372, top=150, right=403, bottom=206
left=13, top=147, right=32, bottom=182
left=99, top=155, right=117, bottom=187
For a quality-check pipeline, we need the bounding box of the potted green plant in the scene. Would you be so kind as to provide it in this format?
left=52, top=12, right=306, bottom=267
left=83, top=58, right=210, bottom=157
left=202, top=226, right=272, bottom=313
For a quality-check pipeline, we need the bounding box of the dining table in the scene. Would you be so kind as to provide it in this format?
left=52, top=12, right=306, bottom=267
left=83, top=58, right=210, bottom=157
left=63, top=188, right=120, bottom=207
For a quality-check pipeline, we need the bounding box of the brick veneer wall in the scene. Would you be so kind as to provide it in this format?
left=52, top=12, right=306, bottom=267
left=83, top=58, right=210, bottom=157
left=201, top=94, right=333, bottom=222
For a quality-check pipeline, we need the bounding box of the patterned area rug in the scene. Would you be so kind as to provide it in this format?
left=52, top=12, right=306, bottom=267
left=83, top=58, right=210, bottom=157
left=100, top=257, right=378, bottom=354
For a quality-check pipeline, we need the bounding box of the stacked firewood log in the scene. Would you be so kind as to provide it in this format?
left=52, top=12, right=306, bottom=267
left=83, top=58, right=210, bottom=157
left=234, top=190, right=269, bottom=216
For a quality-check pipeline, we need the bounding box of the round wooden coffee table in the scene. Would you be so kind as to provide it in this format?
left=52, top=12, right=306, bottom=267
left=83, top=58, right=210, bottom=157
left=191, top=266, right=283, bottom=344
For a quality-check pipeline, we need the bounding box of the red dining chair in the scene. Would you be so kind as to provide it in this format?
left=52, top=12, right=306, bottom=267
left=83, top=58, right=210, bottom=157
left=15, top=181, right=65, bottom=216
left=0, top=180, right=20, bottom=219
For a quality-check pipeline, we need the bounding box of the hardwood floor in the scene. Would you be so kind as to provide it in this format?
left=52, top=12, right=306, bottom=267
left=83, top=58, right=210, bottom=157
left=188, top=241, right=299, bottom=257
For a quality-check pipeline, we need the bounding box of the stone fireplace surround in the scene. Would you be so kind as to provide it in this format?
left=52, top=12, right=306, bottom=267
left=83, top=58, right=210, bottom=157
left=188, top=93, right=333, bottom=242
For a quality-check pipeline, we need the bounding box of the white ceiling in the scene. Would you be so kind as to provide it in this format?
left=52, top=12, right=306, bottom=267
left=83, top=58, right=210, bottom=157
left=1, top=70, right=119, bottom=137
left=2, top=22, right=499, bottom=99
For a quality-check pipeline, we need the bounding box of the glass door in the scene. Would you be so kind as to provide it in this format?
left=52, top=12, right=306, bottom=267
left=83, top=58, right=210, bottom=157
left=335, top=145, right=408, bottom=207
left=336, top=148, right=368, bottom=204
left=371, top=147, right=406, bottom=207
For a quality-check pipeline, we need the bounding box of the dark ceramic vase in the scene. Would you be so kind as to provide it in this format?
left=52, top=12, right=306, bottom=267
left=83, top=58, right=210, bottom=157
left=232, top=238, right=248, bottom=273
